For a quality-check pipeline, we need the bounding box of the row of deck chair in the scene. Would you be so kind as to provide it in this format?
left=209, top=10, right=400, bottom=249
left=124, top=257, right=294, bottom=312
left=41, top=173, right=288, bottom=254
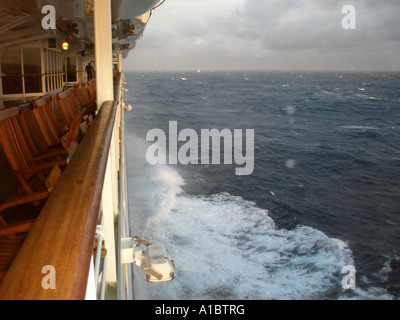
left=0, top=80, right=97, bottom=221
left=0, top=82, right=97, bottom=283
left=0, top=80, right=96, bottom=283
left=0, top=103, right=67, bottom=283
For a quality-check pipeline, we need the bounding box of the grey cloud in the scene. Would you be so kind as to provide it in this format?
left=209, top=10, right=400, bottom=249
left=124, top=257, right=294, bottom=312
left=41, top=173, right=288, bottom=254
left=125, top=0, right=400, bottom=71
left=231, top=0, right=400, bottom=52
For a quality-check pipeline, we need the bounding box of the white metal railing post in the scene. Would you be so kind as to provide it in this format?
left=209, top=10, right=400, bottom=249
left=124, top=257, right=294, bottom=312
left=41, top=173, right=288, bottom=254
left=93, top=0, right=118, bottom=287
left=85, top=259, right=97, bottom=300
left=94, top=213, right=105, bottom=290
left=117, top=104, right=134, bottom=300
left=94, top=0, right=114, bottom=110
left=101, top=146, right=118, bottom=285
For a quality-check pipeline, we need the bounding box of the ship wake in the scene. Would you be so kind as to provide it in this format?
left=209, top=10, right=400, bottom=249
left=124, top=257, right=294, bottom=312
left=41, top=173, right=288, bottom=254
left=126, top=134, right=392, bottom=300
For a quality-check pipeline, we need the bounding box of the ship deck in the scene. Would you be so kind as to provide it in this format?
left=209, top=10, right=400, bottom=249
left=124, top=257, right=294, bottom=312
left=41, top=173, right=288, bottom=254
left=0, top=148, right=41, bottom=224
left=0, top=147, right=17, bottom=203
left=0, top=72, right=126, bottom=299
left=0, top=83, right=93, bottom=286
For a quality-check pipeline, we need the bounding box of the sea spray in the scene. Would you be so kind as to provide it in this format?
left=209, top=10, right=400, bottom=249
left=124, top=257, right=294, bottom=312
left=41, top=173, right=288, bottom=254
left=128, top=144, right=358, bottom=299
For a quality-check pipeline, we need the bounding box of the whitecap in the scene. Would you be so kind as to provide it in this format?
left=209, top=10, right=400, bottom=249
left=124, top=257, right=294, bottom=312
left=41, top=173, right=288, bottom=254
left=339, top=125, right=379, bottom=130
left=127, top=138, right=391, bottom=300
left=129, top=164, right=359, bottom=300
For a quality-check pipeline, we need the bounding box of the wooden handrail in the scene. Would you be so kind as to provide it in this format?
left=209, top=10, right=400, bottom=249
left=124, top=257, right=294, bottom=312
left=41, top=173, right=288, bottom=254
left=0, top=100, right=118, bottom=300
left=114, top=72, right=122, bottom=103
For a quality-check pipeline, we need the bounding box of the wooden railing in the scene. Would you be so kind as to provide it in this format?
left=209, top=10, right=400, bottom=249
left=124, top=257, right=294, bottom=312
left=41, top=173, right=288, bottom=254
left=0, top=99, right=118, bottom=300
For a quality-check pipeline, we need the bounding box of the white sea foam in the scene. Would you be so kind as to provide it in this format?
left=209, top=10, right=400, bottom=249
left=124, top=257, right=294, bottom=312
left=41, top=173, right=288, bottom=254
left=127, top=134, right=394, bottom=300
left=339, top=125, right=379, bottom=130
left=128, top=166, right=358, bottom=299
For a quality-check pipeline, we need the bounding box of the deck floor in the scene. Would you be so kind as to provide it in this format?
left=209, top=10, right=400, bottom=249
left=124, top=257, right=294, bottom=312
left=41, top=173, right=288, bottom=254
left=0, top=146, right=42, bottom=224
left=0, top=145, right=43, bottom=288
left=0, top=147, right=19, bottom=204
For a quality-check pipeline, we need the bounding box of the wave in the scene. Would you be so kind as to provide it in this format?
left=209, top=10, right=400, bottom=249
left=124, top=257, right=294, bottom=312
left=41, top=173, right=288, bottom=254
left=338, top=125, right=379, bottom=130
left=126, top=133, right=394, bottom=300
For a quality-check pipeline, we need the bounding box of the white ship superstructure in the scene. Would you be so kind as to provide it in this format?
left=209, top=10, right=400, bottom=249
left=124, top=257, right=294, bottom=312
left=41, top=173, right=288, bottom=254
left=0, top=0, right=172, bottom=300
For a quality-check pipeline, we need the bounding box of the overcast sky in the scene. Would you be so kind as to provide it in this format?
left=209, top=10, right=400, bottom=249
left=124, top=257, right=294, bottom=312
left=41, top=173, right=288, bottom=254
left=123, top=0, right=400, bottom=71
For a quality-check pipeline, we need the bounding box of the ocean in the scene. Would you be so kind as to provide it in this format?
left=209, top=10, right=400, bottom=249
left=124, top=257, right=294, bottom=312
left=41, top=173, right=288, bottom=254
left=123, top=70, right=400, bottom=300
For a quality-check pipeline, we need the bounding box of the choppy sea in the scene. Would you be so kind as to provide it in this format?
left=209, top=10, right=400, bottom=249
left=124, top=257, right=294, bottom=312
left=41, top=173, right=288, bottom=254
left=123, top=70, right=400, bottom=300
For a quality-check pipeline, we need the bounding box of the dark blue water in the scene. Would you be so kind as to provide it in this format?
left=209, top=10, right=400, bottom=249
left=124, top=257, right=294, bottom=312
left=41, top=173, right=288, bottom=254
left=124, top=71, right=400, bottom=300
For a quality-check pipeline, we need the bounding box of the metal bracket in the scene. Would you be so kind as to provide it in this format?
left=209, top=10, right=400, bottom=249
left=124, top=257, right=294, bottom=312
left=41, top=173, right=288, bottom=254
left=120, top=237, right=175, bottom=283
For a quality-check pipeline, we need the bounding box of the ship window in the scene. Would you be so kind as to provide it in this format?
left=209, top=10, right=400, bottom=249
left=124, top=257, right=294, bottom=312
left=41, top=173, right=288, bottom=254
left=44, top=48, right=63, bottom=92
left=23, top=48, right=41, bottom=74
left=24, top=76, right=42, bottom=93
left=1, top=46, right=44, bottom=95
left=64, top=56, right=77, bottom=82
left=1, top=46, right=23, bottom=94
left=23, top=48, right=42, bottom=93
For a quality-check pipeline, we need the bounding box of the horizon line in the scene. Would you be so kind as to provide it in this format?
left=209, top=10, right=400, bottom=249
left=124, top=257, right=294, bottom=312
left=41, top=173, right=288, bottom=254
left=123, top=68, right=400, bottom=73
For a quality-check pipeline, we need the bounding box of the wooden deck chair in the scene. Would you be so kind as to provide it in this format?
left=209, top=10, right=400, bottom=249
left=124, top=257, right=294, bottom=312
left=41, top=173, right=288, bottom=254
left=74, top=83, right=96, bottom=110
left=0, top=107, right=65, bottom=216
left=81, top=81, right=96, bottom=106
left=0, top=220, right=35, bottom=283
left=56, top=88, right=89, bottom=144
left=32, top=95, right=79, bottom=155
left=73, top=83, right=96, bottom=124
left=17, top=103, right=67, bottom=160
left=55, top=88, right=84, bottom=129
left=81, top=82, right=95, bottom=105
left=32, top=95, right=65, bottom=148
left=88, top=79, right=96, bottom=102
